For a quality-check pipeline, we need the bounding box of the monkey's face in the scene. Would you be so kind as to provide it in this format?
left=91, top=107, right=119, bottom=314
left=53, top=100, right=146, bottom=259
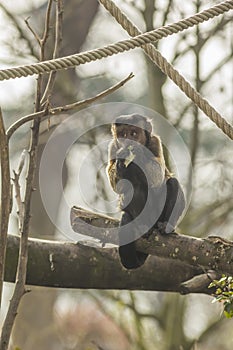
left=115, top=124, right=147, bottom=147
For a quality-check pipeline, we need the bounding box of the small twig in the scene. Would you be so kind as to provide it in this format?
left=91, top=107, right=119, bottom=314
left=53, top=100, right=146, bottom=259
left=174, top=102, right=192, bottom=127
left=41, top=0, right=54, bottom=56
left=0, top=4, right=38, bottom=59
left=204, top=52, right=233, bottom=83
left=6, top=72, right=134, bottom=139
left=51, top=72, right=134, bottom=113
left=87, top=291, right=131, bottom=343
left=40, top=0, right=64, bottom=107
left=172, top=17, right=232, bottom=65
left=162, top=0, right=173, bottom=26
left=180, top=270, right=220, bottom=294
left=16, top=149, right=27, bottom=176
left=12, top=150, right=27, bottom=232
left=12, top=170, right=24, bottom=231
left=0, top=108, right=11, bottom=310
left=35, top=0, right=54, bottom=111
left=105, top=291, right=156, bottom=320
left=24, top=16, right=41, bottom=48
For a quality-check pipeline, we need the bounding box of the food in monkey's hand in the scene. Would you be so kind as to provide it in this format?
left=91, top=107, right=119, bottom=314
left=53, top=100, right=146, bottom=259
left=123, top=146, right=135, bottom=168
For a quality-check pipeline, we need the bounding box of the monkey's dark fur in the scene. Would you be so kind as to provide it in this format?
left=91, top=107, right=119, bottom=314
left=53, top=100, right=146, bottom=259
left=107, top=114, right=185, bottom=269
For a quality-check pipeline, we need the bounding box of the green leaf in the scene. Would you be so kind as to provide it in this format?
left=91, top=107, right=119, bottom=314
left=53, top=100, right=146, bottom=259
left=216, top=288, right=223, bottom=295
left=224, top=302, right=233, bottom=318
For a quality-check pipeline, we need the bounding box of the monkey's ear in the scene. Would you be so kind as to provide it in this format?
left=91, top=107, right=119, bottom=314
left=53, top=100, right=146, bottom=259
left=145, top=119, right=152, bottom=134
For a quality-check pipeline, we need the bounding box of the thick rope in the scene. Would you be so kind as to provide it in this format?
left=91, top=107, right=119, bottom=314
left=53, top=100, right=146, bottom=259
left=99, top=0, right=233, bottom=140
left=0, top=0, right=232, bottom=82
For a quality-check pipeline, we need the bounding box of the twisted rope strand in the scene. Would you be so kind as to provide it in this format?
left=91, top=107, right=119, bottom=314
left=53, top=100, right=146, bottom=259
left=0, top=0, right=232, bottom=81
left=99, top=0, right=233, bottom=140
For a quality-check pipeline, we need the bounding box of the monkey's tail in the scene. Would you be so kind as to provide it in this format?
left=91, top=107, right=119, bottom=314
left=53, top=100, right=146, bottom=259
left=119, top=243, right=148, bottom=269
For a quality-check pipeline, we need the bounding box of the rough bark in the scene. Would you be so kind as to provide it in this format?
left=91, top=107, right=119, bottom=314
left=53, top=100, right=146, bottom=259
left=71, top=206, right=233, bottom=275
left=4, top=207, right=233, bottom=294
left=5, top=234, right=203, bottom=293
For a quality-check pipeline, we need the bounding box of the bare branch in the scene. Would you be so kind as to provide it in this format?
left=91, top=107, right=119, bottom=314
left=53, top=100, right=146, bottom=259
left=162, top=0, right=173, bottom=27
left=70, top=206, right=233, bottom=276
left=203, top=52, right=233, bottom=84
left=180, top=271, right=219, bottom=294
left=0, top=4, right=38, bottom=59
left=41, top=0, right=54, bottom=57
left=24, top=16, right=41, bottom=48
left=40, top=0, right=64, bottom=107
left=6, top=72, right=134, bottom=139
left=7, top=110, right=45, bottom=140
left=0, top=2, right=55, bottom=348
left=0, top=108, right=11, bottom=309
left=12, top=150, right=27, bottom=232
left=12, top=170, right=24, bottom=231
left=51, top=72, right=134, bottom=113
left=35, top=0, right=54, bottom=111
left=174, top=102, right=191, bottom=127
left=4, top=234, right=204, bottom=293
left=173, top=51, right=232, bottom=128
left=0, top=89, right=43, bottom=350
left=16, top=149, right=27, bottom=176
left=172, top=17, right=233, bottom=65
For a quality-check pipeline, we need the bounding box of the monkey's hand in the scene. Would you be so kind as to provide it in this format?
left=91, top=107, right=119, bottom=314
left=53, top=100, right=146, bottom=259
left=156, top=221, right=175, bottom=234
left=116, top=148, right=128, bottom=172
left=116, top=146, right=137, bottom=173
left=124, top=146, right=135, bottom=167
left=121, top=145, right=145, bottom=162
left=116, top=146, right=136, bottom=161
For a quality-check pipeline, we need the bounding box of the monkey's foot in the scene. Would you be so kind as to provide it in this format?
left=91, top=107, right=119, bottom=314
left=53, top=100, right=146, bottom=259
left=156, top=221, right=175, bottom=235
left=142, top=229, right=153, bottom=239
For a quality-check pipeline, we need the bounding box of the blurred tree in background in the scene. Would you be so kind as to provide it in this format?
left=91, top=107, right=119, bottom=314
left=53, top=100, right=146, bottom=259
left=0, top=0, right=233, bottom=349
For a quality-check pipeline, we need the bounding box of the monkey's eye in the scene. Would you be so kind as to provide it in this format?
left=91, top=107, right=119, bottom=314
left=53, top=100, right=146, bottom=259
left=130, top=130, right=138, bottom=138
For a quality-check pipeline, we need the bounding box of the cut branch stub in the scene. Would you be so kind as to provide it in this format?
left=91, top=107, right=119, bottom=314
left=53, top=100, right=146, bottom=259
left=70, top=206, right=119, bottom=245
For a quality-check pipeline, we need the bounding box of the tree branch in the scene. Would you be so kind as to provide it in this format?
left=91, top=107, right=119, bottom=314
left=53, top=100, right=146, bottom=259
left=0, top=2, right=55, bottom=348
left=4, top=234, right=203, bottom=293
left=0, top=4, right=38, bottom=59
left=6, top=72, right=134, bottom=139
left=12, top=149, right=27, bottom=232
left=0, top=108, right=11, bottom=309
left=4, top=204, right=231, bottom=294
left=40, top=0, right=64, bottom=107
left=70, top=206, right=233, bottom=276
left=24, top=16, right=41, bottom=49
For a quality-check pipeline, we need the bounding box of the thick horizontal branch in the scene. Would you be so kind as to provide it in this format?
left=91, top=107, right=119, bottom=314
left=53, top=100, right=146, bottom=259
left=4, top=206, right=231, bottom=294
left=5, top=234, right=203, bottom=293
left=71, top=206, right=233, bottom=275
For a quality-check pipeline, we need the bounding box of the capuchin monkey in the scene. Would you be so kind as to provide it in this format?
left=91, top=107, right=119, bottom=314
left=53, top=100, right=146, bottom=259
left=107, top=114, right=185, bottom=269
